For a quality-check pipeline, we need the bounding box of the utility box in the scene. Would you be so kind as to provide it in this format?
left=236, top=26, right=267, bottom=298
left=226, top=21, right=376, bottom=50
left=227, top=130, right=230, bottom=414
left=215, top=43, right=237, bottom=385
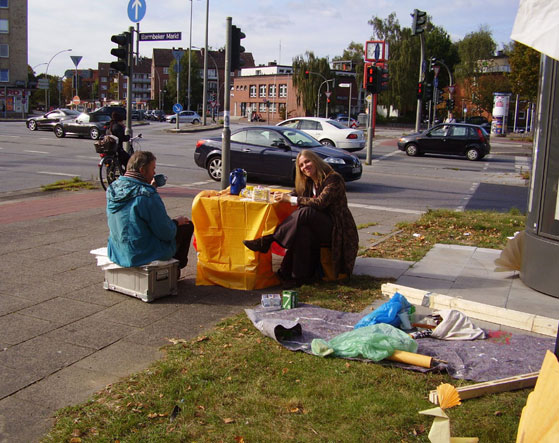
left=521, top=54, right=559, bottom=298
left=103, top=259, right=179, bottom=302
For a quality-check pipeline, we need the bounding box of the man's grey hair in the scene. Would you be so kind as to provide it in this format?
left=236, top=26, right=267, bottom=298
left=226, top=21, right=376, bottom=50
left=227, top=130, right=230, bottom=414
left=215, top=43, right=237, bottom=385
left=126, top=151, right=156, bottom=172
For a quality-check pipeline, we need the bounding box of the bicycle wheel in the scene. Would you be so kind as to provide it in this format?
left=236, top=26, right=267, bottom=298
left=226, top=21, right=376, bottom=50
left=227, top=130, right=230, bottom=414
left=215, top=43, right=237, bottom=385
left=99, top=156, right=122, bottom=190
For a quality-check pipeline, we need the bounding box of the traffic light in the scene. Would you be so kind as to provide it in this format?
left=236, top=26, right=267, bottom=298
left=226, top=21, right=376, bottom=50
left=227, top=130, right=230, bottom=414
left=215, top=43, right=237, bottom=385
left=446, top=98, right=455, bottom=110
left=424, top=82, right=433, bottom=101
left=231, top=25, right=246, bottom=71
left=379, top=67, right=389, bottom=91
left=430, top=57, right=437, bottom=71
left=411, top=9, right=427, bottom=35
left=436, top=88, right=444, bottom=104
left=417, top=82, right=423, bottom=99
left=365, top=65, right=380, bottom=94
left=304, top=70, right=310, bottom=79
left=110, top=32, right=131, bottom=76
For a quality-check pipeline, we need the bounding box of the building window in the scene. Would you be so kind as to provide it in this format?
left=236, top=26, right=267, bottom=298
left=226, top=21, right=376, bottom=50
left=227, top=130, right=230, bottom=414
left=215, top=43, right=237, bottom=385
left=0, top=1, right=7, bottom=8
left=249, top=85, right=256, bottom=98
left=0, top=19, right=8, bottom=33
left=163, top=67, right=169, bottom=75
left=269, top=102, right=277, bottom=113
left=259, top=102, right=267, bottom=112
left=279, top=84, right=287, bottom=98
left=0, top=44, right=7, bottom=57
left=0, top=69, right=8, bottom=82
left=269, top=84, right=276, bottom=97
left=259, top=85, right=266, bottom=97
left=101, top=85, right=107, bottom=90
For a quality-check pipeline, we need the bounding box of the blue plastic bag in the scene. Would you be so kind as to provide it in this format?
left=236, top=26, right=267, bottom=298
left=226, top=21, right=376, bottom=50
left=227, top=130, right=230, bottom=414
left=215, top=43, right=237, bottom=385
left=229, top=168, right=247, bottom=195
left=354, top=292, right=412, bottom=329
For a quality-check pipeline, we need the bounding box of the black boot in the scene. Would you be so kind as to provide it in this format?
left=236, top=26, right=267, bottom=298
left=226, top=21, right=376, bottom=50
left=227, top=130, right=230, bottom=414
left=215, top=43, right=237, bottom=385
left=243, top=234, right=274, bottom=253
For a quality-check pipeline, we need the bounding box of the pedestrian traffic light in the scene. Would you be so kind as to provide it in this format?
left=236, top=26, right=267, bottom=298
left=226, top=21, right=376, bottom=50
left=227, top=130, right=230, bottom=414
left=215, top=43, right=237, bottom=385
left=379, top=67, right=389, bottom=91
left=436, top=89, right=444, bottom=104
left=110, top=32, right=131, bottom=76
left=448, top=98, right=455, bottom=110
left=365, top=65, right=380, bottom=94
left=231, top=25, right=246, bottom=71
left=411, top=9, right=427, bottom=35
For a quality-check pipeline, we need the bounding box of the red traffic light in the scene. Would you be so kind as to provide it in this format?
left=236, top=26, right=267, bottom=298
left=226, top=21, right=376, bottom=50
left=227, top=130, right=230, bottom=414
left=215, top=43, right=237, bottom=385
left=304, top=70, right=310, bottom=79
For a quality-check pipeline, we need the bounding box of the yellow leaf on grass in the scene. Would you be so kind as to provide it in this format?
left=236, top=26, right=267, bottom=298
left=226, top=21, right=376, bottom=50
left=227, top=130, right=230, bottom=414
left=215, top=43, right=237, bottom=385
left=223, top=418, right=235, bottom=424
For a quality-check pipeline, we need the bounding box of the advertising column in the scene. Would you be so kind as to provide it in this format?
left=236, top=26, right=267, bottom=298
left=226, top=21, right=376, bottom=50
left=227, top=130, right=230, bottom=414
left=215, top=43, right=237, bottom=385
left=491, top=93, right=511, bottom=136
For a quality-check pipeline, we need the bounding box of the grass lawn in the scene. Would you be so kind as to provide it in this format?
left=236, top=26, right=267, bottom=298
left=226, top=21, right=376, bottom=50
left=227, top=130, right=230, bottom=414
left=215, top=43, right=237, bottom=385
left=44, top=210, right=529, bottom=442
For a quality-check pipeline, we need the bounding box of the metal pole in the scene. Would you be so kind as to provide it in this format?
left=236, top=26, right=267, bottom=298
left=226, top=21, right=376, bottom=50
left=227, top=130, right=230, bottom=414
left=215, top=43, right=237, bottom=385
left=44, top=49, right=72, bottom=111
left=326, top=81, right=330, bottom=118
left=347, top=84, right=351, bottom=126
left=125, top=26, right=134, bottom=152
left=415, top=33, right=425, bottom=132
left=202, top=0, right=209, bottom=125
left=135, top=23, right=140, bottom=66
left=513, top=94, right=519, bottom=133
left=365, top=97, right=373, bottom=165
left=188, top=0, right=193, bottom=111
left=221, top=17, right=232, bottom=190
left=176, top=62, right=180, bottom=130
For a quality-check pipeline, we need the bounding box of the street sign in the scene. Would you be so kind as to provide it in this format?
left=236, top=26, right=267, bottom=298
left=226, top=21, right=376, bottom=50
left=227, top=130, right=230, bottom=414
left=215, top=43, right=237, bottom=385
left=128, top=0, right=146, bottom=23
left=365, top=40, right=389, bottom=62
left=324, top=91, right=332, bottom=98
left=433, top=65, right=440, bottom=77
left=37, top=79, right=49, bottom=90
left=139, top=32, right=181, bottom=41
left=448, top=85, right=456, bottom=94
left=72, top=96, right=80, bottom=105
left=70, top=56, right=82, bottom=68
left=173, top=103, right=183, bottom=113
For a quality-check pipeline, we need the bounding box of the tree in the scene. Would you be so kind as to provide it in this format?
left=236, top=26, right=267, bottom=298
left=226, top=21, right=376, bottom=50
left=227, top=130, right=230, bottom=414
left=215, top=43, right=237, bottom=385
left=367, top=12, right=456, bottom=117
left=167, top=50, right=203, bottom=110
left=292, top=52, right=331, bottom=116
left=508, top=42, right=540, bottom=101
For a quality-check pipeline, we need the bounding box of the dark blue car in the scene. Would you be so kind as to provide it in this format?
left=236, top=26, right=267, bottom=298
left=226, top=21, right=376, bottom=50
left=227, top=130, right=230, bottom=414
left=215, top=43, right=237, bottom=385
left=194, top=126, right=362, bottom=184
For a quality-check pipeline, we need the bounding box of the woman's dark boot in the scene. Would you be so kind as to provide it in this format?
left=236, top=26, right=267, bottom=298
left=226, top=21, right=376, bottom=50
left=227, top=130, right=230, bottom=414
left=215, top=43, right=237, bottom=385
left=243, top=234, right=274, bottom=253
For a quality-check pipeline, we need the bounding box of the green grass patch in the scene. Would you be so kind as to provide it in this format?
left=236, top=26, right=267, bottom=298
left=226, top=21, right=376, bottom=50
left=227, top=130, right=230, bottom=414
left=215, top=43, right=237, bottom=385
left=43, top=210, right=529, bottom=442
left=41, top=177, right=97, bottom=192
left=363, top=208, right=525, bottom=262
left=356, top=221, right=378, bottom=230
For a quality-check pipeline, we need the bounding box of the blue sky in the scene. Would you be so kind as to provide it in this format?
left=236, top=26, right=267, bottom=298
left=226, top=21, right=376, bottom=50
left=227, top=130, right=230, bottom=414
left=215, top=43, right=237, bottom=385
left=28, top=0, right=520, bottom=77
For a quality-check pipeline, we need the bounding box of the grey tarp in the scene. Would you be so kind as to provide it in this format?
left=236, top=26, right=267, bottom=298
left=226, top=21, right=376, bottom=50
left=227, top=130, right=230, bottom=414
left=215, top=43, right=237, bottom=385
left=245, top=304, right=555, bottom=382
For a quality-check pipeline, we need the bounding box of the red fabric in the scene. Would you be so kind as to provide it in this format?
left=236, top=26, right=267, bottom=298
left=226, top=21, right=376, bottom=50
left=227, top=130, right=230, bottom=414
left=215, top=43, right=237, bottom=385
left=193, top=234, right=197, bottom=252
left=270, top=241, right=285, bottom=256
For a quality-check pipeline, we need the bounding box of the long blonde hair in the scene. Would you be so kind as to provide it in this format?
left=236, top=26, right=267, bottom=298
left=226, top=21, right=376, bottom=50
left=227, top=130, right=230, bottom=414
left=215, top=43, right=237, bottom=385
left=294, top=150, right=333, bottom=195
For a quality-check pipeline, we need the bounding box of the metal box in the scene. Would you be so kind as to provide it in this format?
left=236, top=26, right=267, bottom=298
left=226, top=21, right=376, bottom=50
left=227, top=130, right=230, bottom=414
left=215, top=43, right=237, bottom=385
left=103, top=259, right=179, bottom=302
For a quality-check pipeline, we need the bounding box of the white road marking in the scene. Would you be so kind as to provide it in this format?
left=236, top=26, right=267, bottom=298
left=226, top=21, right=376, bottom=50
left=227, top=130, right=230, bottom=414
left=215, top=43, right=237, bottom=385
left=369, top=150, right=401, bottom=163
left=456, top=182, right=480, bottom=212
left=155, top=162, right=176, bottom=167
left=37, top=171, right=80, bottom=177
left=25, top=150, right=50, bottom=154
left=348, top=202, right=423, bottom=215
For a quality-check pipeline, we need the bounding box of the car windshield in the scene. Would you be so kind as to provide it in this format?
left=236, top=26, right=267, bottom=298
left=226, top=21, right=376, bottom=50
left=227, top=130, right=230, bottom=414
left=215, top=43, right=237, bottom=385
left=281, top=129, right=322, bottom=147
left=325, top=120, right=347, bottom=129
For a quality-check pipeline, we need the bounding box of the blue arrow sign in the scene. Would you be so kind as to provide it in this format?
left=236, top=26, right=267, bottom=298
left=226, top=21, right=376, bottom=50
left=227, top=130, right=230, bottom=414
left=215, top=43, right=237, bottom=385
left=128, top=0, right=146, bottom=23
left=173, top=103, right=183, bottom=114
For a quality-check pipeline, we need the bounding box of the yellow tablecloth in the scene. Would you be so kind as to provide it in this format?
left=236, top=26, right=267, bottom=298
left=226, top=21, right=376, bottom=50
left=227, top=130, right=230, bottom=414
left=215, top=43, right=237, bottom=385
left=192, top=190, right=295, bottom=290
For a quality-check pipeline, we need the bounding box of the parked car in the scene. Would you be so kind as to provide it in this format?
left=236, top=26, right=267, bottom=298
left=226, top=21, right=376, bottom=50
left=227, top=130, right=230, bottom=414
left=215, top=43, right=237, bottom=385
left=26, top=108, right=81, bottom=131
left=194, top=126, right=362, bottom=183
left=397, top=123, right=491, bottom=161
left=277, top=117, right=365, bottom=152
left=148, top=110, right=166, bottom=121
left=90, top=105, right=126, bottom=118
left=333, top=115, right=359, bottom=128
left=465, top=116, right=491, bottom=133
left=166, top=110, right=201, bottom=124
left=53, top=112, right=111, bottom=140
left=131, top=109, right=145, bottom=120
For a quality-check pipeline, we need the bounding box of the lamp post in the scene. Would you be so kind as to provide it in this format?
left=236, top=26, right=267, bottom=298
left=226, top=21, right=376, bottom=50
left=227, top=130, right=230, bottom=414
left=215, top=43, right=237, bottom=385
left=187, top=0, right=193, bottom=111
left=45, top=49, right=72, bottom=110
left=193, top=45, right=219, bottom=121
left=32, top=62, right=48, bottom=73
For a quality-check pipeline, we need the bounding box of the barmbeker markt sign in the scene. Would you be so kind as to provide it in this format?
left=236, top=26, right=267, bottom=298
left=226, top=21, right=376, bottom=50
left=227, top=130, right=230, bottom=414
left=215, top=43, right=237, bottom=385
left=139, top=32, right=182, bottom=41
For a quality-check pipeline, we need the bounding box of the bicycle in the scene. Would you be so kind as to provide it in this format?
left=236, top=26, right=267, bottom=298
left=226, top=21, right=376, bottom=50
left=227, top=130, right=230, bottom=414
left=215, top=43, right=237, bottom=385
left=96, top=134, right=142, bottom=191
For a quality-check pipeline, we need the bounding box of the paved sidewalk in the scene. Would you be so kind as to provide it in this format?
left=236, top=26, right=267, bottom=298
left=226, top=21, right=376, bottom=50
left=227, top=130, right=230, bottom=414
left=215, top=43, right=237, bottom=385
left=0, top=186, right=419, bottom=443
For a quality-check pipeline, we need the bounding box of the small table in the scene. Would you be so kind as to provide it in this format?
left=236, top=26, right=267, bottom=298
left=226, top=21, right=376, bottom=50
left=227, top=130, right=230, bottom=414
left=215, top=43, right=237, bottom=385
left=192, top=190, right=295, bottom=290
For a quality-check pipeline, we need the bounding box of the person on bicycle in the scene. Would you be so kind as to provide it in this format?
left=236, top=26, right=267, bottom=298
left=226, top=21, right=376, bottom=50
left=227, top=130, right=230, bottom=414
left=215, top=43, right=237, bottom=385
left=109, top=112, right=131, bottom=168
left=106, top=151, right=194, bottom=277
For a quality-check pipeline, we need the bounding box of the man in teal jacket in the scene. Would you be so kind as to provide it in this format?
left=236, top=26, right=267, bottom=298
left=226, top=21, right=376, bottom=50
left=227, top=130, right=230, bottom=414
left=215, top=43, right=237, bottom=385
left=106, top=151, right=193, bottom=273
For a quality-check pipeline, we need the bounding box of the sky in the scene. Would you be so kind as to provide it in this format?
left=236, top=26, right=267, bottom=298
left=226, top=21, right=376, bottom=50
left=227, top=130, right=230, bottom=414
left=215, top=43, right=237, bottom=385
left=28, top=0, right=521, bottom=78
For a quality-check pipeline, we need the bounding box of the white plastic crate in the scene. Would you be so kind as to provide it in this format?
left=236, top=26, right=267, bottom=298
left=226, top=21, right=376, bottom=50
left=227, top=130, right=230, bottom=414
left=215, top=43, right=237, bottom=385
left=103, top=259, right=179, bottom=302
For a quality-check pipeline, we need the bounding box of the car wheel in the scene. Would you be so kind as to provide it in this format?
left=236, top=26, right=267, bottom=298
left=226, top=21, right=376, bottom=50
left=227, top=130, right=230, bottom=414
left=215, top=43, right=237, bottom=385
left=206, top=156, right=222, bottom=181
left=320, top=139, right=335, bottom=147
left=466, top=147, right=481, bottom=161
left=192, top=119, right=200, bottom=124
left=28, top=120, right=38, bottom=131
left=170, top=118, right=176, bottom=123
left=90, top=127, right=100, bottom=140
left=54, top=125, right=65, bottom=138
left=405, top=143, right=419, bottom=156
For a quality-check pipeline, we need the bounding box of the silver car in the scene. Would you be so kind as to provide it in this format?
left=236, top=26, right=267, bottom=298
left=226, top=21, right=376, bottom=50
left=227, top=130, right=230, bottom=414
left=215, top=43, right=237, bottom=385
left=166, top=110, right=201, bottom=124
left=277, top=117, right=365, bottom=152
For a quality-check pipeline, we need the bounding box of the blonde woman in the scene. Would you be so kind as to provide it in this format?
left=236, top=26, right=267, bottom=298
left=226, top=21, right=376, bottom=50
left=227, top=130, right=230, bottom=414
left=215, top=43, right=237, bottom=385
left=243, top=150, right=358, bottom=286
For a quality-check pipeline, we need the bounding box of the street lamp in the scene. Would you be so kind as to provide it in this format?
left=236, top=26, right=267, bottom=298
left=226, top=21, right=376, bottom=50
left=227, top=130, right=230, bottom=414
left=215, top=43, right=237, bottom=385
left=32, top=62, right=48, bottom=73
left=44, top=49, right=72, bottom=110
left=187, top=0, right=193, bottom=111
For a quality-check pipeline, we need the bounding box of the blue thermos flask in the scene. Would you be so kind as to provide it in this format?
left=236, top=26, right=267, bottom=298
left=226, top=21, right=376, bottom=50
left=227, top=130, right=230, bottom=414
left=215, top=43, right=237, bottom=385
left=229, top=168, right=247, bottom=195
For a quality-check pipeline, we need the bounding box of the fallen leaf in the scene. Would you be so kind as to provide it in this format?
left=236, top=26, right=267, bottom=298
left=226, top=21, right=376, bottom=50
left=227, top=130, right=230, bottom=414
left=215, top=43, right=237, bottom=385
left=148, top=413, right=158, bottom=419
left=345, top=362, right=351, bottom=368
left=494, top=410, right=503, bottom=416
left=282, top=368, right=289, bottom=375
left=69, top=438, right=81, bottom=443
left=72, top=429, right=81, bottom=437
left=223, top=417, right=235, bottom=424
left=235, top=437, right=245, bottom=443
left=197, top=336, right=209, bottom=342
